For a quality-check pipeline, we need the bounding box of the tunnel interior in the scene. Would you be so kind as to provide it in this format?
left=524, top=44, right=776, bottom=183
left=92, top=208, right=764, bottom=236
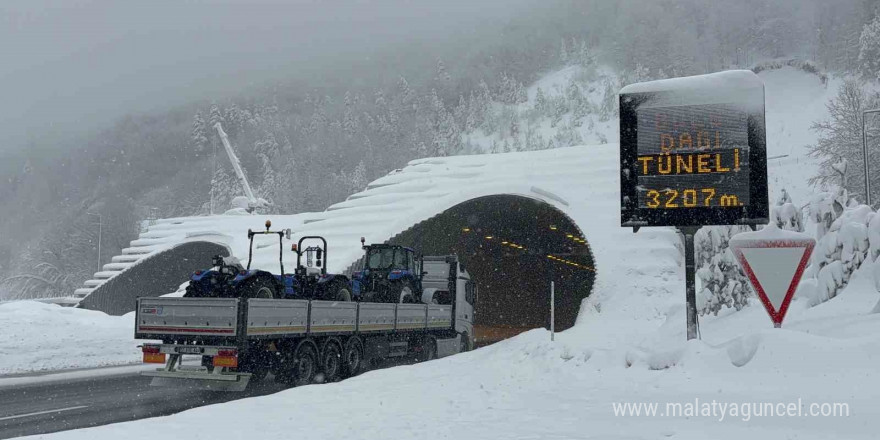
left=387, top=195, right=596, bottom=346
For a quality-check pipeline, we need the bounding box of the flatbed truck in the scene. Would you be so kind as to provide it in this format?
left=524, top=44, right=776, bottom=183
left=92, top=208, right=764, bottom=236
left=135, top=255, right=476, bottom=391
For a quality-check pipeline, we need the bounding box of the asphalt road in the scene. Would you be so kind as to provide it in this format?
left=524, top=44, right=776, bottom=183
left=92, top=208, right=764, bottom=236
left=0, top=370, right=289, bottom=439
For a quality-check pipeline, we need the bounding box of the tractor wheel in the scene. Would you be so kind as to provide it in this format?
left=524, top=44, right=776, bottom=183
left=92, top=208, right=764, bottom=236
left=239, top=276, right=279, bottom=299
left=183, top=282, right=198, bottom=298
left=325, top=282, right=352, bottom=302
left=397, top=280, right=417, bottom=304
left=184, top=282, right=208, bottom=298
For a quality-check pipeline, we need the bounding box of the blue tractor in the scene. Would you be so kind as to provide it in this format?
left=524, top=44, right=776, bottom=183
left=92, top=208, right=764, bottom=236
left=351, top=238, right=423, bottom=303
left=184, top=220, right=352, bottom=301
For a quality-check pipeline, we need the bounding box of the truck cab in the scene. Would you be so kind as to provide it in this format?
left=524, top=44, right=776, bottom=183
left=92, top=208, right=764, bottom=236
left=421, top=255, right=475, bottom=351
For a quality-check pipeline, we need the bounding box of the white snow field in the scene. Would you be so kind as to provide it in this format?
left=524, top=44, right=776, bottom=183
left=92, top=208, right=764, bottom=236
left=18, top=67, right=880, bottom=439
left=24, top=279, right=880, bottom=440
left=0, top=301, right=143, bottom=375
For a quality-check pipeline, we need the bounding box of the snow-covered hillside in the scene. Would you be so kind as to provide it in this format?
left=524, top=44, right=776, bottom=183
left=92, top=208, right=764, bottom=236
left=12, top=65, right=880, bottom=439
left=467, top=63, right=835, bottom=204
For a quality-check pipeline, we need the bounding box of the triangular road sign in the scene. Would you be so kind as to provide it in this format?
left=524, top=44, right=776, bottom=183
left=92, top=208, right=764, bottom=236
left=729, top=225, right=815, bottom=327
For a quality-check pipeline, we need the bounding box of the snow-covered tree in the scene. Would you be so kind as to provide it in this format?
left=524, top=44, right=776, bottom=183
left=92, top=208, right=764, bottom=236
left=858, top=15, right=880, bottom=80
left=809, top=80, right=880, bottom=202
left=599, top=77, right=618, bottom=122
left=534, top=87, right=548, bottom=114
left=559, top=38, right=569, bottom=64
left=772, top=188, right=804, bottom=231
left=435, top=58, right=451, bottom=83
left=695, top=226, right=751, bottom=315
left=190, top=112, right=208, bottom=155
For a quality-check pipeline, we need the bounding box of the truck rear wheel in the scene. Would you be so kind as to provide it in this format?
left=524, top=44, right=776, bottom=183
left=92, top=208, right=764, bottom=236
left=418, top=337, right=437, bottom=362
left=237, top=351, right=270, bottom=382
left=320, top=340, right=343, bottom=383
left=341, top=336, right=363, bottom=378
left=291, top=343, right=317, bottom=386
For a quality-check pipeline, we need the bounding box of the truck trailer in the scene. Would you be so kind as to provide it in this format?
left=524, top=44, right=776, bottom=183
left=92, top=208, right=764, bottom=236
left=135, top=254, right=476, bottom=391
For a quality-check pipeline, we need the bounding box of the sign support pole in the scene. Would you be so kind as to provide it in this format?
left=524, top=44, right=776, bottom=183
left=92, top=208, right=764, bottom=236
left=550, top=281, right=555, bottom=342
left=678, top=226, right=700, bottom=340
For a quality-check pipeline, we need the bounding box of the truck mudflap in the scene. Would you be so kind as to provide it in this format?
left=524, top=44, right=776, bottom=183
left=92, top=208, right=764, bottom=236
left=141, top=344, right=251, bottom=392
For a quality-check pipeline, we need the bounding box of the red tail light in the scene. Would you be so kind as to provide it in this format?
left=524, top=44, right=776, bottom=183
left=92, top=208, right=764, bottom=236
left=194, top=270, right=203, bottom=275
left=142, top=345, right=165, bottom=364
left=214, top=349, right=238, bottom=368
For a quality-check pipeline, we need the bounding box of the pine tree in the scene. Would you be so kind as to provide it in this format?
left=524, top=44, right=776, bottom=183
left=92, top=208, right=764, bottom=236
left=859, top=16, right=880, bottom=80
left=576, top=39, right=595, bottom=69
left=254, top=132, right=280, bottom=208
left=190, top=112, right=208, bottom=155
left=465, top=93, right=478, bottom=133
left=350, top=160, right=368, bottom=193
left=454, top=94, right=467, bottom=125
left=551, top=96, right=567, bottom=128
left=534, top=87, right=548, bottom=114
left=435, top=58, right=451, bottom=83
left=210, top=163, right=239, bottom=212
left=343, top=91, right=359, bottom=137
left=559, top=38, right=569, bottom=64
left=397, top=76, right=415, bottom=108
left=515, top=80, right=528, bottom=104
left=209, top=103, right=224, bottom=128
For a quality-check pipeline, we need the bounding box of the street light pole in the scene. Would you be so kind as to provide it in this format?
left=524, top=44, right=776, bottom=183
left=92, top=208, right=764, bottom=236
left=862, top=109, right=880, bottom=207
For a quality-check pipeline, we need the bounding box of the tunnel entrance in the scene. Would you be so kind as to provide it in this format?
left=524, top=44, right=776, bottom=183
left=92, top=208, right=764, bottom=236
left=78, top=241, right=231, bottom=315
left=388, top=195, right=595, bottom=346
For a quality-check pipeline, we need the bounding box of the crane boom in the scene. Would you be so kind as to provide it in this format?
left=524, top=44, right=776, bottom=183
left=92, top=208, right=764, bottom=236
left=213, top=122, right=258, bottom=208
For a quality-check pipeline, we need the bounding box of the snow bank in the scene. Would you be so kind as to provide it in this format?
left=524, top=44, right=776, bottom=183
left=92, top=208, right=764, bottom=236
left=28, top=284, right=880, bottom=440
left=0, top=301, right=141, bottom=375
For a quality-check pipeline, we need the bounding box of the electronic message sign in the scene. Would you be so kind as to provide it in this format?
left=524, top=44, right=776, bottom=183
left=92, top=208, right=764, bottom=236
left=619, top=70, right=768, bottom=228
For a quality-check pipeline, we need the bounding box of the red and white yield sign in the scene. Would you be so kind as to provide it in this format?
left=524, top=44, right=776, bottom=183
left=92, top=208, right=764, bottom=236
left=729, top=224, right=815, bottom=327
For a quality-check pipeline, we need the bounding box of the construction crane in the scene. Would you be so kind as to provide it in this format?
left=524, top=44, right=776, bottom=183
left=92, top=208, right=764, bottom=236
left=213, top=122, right=268, bottom=213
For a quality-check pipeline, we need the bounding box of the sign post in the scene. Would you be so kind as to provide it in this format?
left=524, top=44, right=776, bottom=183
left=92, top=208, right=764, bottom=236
left=729, top=225, right=815, bottom=327
left=619, top=70, right=768, bottom=340
left=550, top=281, right=555, bottom=342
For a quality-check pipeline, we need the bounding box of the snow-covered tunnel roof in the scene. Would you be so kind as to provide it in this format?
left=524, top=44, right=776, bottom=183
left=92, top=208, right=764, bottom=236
left=77, top=144, right=683, bottom=342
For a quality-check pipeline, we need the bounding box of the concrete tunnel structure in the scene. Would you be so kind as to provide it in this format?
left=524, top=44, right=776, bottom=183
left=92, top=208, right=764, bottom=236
left=74, top=144, right=663, bottom=346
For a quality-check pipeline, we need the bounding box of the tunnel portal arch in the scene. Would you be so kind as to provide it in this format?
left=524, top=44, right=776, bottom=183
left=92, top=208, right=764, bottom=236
left=385, top=195, right=596, bottom=346
left=78, top=241, right=231, bottom=315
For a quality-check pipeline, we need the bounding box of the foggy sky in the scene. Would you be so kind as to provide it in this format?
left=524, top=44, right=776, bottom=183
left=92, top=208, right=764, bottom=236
left=0, top=0, right=539, bottom=153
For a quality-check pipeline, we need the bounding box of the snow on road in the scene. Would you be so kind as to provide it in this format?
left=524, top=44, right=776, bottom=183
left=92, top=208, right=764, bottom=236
left=0, top=302, right=142, bottom=375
